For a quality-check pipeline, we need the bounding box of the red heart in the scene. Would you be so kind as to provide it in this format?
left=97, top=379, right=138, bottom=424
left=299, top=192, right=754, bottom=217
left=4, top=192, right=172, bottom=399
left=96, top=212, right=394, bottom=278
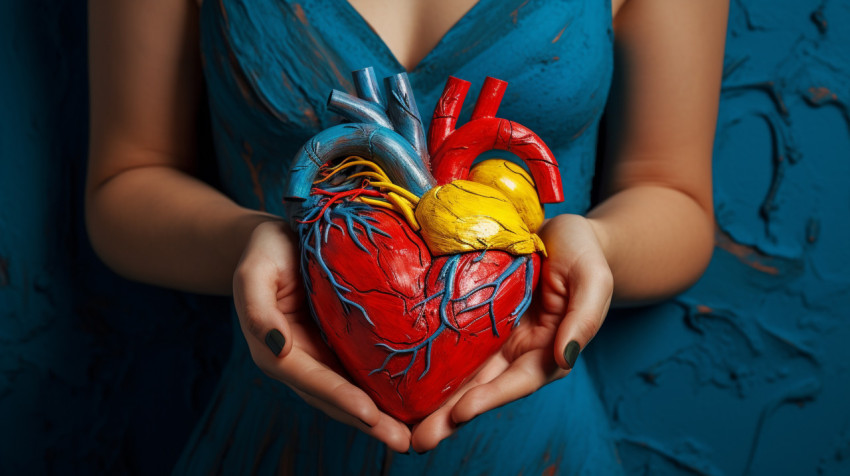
left=304, top=206, right=539, bottom=423
left=288, top=73, right=560, bottom=424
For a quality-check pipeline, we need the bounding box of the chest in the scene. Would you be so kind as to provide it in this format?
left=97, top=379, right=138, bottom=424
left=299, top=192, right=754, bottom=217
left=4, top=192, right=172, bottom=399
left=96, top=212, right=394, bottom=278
left=346, top=0, right=480, bottom=72
left=201, top=0, right=612, bottom=143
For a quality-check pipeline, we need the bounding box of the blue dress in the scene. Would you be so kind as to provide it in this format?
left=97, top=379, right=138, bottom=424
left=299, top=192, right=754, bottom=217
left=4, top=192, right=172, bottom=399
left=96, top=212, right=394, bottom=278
left=176, top=0, right=621, bottom=473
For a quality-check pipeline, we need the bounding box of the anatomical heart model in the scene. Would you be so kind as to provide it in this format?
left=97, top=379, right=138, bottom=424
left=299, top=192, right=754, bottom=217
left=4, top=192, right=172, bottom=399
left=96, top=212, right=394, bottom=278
left=283, top=68, right=563, bottom=424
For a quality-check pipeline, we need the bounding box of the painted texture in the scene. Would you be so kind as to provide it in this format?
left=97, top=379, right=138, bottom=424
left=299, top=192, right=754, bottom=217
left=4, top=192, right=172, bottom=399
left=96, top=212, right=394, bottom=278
left=0, top=1, right=848, bottom=476
left=585, top=0, right=850, bottom=474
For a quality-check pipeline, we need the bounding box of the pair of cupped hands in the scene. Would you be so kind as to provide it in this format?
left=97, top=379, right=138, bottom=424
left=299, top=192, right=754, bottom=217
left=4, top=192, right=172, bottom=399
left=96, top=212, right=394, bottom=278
left=232, top=213, right=612, bottom=454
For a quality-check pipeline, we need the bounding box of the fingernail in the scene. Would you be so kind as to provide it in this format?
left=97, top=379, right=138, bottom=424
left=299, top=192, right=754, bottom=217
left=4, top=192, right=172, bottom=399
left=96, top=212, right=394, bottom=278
left=563, top=340, right=581, bottom=369
left=265, top=329, right=285, bottom=356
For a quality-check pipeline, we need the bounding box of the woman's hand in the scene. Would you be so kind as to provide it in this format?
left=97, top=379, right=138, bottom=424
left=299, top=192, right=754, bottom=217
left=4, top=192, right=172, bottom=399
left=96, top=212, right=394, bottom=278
left=232, top=220, right=412, bottom=453
left=409, top=214, right=613, bottom=452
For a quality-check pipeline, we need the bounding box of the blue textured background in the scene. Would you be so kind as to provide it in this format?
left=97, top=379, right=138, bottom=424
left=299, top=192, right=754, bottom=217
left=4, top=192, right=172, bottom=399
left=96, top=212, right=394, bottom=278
left=0, top=2, right=231, bottom=474
left=1, top=0, right=848, bottom=474
left=587, top=1, right=850, bottom=474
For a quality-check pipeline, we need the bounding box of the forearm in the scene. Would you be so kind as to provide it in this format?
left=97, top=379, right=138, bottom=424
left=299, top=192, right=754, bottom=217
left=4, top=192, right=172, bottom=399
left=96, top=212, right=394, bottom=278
left=586, top=184, right=714, bottom=305
left=582, top=0, right=726, bottom=305
left=86, top=165, right=279, bottom=295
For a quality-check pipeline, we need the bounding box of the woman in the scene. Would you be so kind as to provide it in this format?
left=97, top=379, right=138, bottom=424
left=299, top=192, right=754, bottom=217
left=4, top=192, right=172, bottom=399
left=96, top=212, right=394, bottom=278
left=87, top=0, right=727, bottom=472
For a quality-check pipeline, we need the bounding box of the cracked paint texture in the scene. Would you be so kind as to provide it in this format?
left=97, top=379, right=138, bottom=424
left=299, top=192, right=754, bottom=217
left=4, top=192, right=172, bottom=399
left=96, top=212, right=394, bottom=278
left=585, top=0, right=850, bottom=474
left=1, top=0, right=849, bottom=474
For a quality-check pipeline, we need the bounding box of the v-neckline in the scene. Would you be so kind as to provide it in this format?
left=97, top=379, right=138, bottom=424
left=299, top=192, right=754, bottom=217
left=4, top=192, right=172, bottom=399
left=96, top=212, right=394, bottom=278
left=335, top=0, right=489, bottom=74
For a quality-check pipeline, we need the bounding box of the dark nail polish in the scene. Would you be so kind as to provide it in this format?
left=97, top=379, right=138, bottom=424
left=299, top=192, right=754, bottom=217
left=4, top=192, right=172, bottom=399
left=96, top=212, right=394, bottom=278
left=265, top=329, right=285, bottom=356
left=563, top=340, right=581, bottom=369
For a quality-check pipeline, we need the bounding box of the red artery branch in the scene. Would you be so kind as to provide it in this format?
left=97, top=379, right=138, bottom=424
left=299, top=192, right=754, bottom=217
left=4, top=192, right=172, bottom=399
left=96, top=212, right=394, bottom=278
left=428, top=76, right=471, bottom=157
left=428, top=76, right=564, bottom=204
left=297, top=187, right=384, bottom=224
left=470, top=77, right=507, bottom=120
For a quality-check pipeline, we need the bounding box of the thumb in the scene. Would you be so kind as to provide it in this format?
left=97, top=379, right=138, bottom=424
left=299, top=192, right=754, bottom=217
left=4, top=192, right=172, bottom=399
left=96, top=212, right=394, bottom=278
left=543, top=257, right=613, bottom=371
left=233, top=259, right=295, bottom=359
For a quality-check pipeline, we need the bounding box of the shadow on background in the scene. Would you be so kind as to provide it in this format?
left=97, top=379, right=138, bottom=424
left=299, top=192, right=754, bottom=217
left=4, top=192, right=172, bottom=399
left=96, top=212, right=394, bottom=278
left=0, top=1, right=231, bottom=474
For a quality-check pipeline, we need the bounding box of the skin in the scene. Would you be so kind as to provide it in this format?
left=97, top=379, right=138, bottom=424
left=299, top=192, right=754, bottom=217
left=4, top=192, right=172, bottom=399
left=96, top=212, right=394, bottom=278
left=87, top=0, right=727, bottom=456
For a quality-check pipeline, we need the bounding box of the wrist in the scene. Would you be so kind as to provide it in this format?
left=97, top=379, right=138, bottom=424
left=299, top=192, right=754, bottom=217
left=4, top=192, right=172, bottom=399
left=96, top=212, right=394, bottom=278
left=211, top=209, right=283, bottom=294
left=584, top=216, right=613, bottom=268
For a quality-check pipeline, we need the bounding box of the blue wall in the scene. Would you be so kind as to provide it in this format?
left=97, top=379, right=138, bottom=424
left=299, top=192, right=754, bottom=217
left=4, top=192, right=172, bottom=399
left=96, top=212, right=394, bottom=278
left=586, top=0, right=850, bottom=474
left=1, top=0, right=848, bottom=474
left=0, top=1, right=231, bottom=474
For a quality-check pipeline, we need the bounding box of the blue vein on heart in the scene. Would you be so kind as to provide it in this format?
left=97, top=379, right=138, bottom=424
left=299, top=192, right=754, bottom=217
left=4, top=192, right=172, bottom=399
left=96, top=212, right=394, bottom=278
left=371, top=253, right=535, bottom=380
left=298, top=199, right=390, bottom=327
left=297, top=179, right=536, bottom=381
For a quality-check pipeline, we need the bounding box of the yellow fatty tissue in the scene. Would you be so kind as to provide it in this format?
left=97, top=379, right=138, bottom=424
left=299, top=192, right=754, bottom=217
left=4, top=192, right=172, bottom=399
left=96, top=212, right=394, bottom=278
left=414, top=180, right=546, bottom=257
left=468, top=159, right=545, bottom=233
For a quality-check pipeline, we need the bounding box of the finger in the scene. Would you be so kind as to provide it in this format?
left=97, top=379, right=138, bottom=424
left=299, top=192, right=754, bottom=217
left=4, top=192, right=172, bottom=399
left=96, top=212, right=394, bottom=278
left=411, top=354, right=511, bottom=452
left=294, top=388, right=412, bottom=453
left=549, top=260, right=613, bottom=370
left=279, top=352, right=410, bottom=452
left=450, top=348, right=566, bottom=425
left=233, top=258, right=294, bottom=358
left=410, top=404, right=454, bottom=453
left=241, top=302, right=411, bottom=452
left=368, top=412, right=413, bottom=453
left=247, top=332, right=384, bottom=428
